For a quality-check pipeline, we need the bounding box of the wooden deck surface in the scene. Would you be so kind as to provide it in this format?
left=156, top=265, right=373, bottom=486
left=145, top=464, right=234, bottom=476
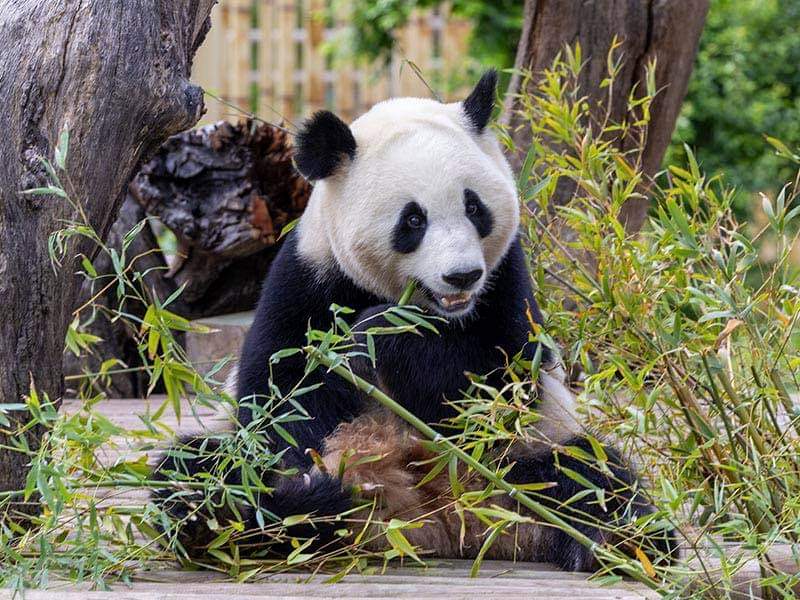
left=3, top=396, right=792, bottom=599
left=1, top=560, right=655, bottom=599
left=0, top=396, right=655, bottom=599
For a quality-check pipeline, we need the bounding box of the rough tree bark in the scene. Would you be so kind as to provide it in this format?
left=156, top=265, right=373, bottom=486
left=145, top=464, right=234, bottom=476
left=503, top=0, right=709, bottom=233
left=0, top=1, right=216, bottom=516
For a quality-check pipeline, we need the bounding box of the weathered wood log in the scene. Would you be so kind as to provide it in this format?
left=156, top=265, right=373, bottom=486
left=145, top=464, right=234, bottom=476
left=0, top=0, right=216, bottom=517
left=503, top=0, right=709, bottom=233
left=64, top=120, right=310, bottom=397
left=129, top=119, right=310, bottom=313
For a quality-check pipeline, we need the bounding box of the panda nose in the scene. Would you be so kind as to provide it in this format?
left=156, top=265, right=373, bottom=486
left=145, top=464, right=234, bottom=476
left=442, top=269, right=483, bottom=290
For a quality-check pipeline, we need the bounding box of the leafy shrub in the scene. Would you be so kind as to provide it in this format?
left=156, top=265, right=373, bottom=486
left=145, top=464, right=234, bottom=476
left=668, top=0, right=800, bottom=210
left=509, top=51, right=800, bottom=596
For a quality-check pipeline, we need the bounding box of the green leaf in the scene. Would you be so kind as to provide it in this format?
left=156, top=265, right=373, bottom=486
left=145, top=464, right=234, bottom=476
left=21, top=186, right=67, bottom=198
left=55, top=124, right=70, bottom=170
left=470, top=521, right=508, bottom=577
left=282, top=514, right=311, bottom=527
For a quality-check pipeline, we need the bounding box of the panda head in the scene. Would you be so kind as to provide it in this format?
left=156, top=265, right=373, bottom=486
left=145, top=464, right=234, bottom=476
left=294, top=70, right=519, bottom=318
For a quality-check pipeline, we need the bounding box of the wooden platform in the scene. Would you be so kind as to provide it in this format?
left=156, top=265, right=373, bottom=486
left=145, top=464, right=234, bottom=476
left=7, top=396, right=797, bottom=599
left=0, top=396, right=658, bottom=599
left=2, top=560, right=655, bottom=599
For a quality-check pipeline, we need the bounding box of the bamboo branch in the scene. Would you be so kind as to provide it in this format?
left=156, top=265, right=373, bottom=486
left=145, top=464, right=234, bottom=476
left=302, top=343, right=658, bottom=588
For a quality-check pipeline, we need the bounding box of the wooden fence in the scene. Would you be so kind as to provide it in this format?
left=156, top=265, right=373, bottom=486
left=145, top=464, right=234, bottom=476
left=192, top=1, right=472, bottom=125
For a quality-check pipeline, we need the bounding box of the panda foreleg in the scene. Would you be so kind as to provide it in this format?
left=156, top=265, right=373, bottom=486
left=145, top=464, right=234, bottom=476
left=351, top=303, right=486, bottom=422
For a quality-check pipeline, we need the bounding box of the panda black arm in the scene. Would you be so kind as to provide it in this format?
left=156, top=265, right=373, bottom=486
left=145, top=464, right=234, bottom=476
left=235, top=233, right=376, bottom=466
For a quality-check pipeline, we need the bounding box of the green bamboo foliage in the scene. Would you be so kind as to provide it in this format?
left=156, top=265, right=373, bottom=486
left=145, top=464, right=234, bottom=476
left=510, top=47, right=800, bottom=598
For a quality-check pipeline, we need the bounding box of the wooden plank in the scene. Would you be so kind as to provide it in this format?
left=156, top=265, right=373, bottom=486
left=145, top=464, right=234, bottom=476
left=258, top=0, right=276, bottom=120
left=398, top=10, right=432, bottom=98
left=227, top=0, right=254, bottom=112
left=0, top=593, right=649, bottom=600
left=333, top=0, right=355, bottom=122
left=191, top=3, right=228, bottom=123
left=276, top=0, right=297, bottom=122
left=440, top=5, right=471, bottom=100
left=3, top=578, right=654, bottom=599
left=303, top=0, right=326, bottom=114
left=363, top=63, right=389, bottom=109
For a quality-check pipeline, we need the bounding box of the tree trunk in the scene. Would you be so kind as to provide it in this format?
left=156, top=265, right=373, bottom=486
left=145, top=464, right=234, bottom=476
left=503, top=0, right=709, bottom=233
left=0, top=0, right=216, bottom=517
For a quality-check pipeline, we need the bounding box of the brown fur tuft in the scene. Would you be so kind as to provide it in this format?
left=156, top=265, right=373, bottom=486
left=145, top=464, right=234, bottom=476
left=318, top=409, right=551, bottom=559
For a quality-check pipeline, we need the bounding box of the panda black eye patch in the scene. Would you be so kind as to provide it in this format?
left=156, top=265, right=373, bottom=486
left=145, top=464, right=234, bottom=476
left=464, top=189, right=493, bottom=238
left=392, top=201, right=427, bottom=253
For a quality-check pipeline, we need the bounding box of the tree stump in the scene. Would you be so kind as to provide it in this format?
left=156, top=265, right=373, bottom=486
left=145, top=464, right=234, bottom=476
left=129, top=119, right=310, bottom=316
left=64, top=120, right=310, bottom=397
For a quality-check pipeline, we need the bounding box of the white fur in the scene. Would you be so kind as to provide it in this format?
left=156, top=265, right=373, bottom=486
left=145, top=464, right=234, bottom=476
left=507, top=362, right=583, bottom=459
left=533, top=363, right=582, bottom=444
left=297, top=97, right=519, bottom=314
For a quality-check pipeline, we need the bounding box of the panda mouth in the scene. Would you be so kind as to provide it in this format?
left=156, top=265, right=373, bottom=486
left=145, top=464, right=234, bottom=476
left=416, top=284, right=477, bottom=315
left=437, top=292, right=473, bottom=312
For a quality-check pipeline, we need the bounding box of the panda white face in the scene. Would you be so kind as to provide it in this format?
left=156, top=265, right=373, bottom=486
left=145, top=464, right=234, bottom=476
left=295, top=71, right=519, bottom=318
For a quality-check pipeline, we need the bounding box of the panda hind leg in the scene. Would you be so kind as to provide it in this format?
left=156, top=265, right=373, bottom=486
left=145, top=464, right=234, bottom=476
left=505, top=436, right=678, bottom=572
left=318, top=410, right=465, bottom=556
left=151, top=435, right=353, bottom=558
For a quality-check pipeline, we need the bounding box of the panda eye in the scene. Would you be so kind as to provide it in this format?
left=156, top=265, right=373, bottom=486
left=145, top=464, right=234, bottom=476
left=406, top=213, right=424, bottom=229
left=464, top=188, right=493, bottom=238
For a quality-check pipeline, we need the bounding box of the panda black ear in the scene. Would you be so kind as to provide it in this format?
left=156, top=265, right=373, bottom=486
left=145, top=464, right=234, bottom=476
left=462, top=69, right=497, bottom=134
left=294, top=110, right=357, bottom=180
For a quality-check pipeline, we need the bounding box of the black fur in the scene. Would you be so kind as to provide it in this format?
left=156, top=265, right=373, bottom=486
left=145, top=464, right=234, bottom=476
left=505, top=436, right=678, bottom=571
left=391, top=201, right=428, bottom=253
left=462, top=69, right=497, bottom=133
left=464, top=188, right=493, bottom=238
left=294, top=110, right=357, bottom=180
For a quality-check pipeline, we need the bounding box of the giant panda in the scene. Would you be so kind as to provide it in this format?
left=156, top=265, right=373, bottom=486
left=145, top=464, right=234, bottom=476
left=152, top=70, right=676, bottom=572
